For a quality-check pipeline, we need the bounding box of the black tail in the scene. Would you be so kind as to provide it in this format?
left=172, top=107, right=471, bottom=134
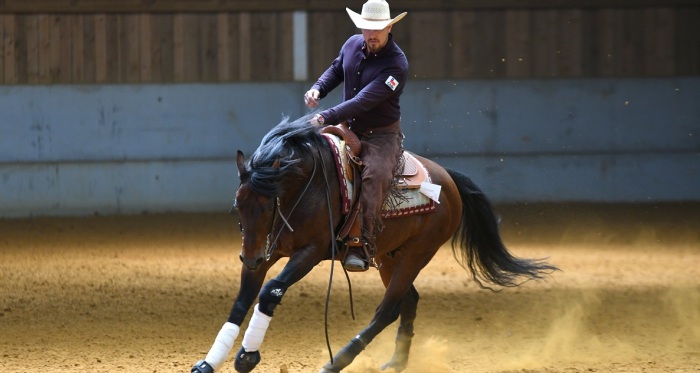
left=446, top=169, right=558, bottom=289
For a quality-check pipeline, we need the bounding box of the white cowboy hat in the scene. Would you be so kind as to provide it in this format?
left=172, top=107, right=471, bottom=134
left=346, top=0, right=407, bottom=30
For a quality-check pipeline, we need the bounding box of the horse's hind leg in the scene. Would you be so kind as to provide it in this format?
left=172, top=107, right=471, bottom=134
left=319, top=251, right=426, bottom=373
left=375, top=253, right=419, bottom=373
left=380, top=285, right=418, bottom=372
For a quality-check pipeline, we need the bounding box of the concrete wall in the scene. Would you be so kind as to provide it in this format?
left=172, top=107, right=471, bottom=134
left=1, top=78, right=698, bottom=217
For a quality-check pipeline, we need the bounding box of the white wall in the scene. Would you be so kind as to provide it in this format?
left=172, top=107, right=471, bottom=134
left=1, top=78, right=698, bottom=217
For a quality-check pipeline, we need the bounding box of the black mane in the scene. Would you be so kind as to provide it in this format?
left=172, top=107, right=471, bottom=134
left=244, top=114, right=325, bottom=197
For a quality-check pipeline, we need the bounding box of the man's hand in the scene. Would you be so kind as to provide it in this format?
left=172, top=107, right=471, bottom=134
left=304, top=89, right=320, bottom=108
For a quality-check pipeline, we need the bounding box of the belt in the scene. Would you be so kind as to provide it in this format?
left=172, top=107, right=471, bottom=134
left=348, top=120, right=401, bottom=136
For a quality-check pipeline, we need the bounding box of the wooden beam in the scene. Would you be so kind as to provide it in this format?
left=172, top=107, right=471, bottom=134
left=1, top=0, right=698, bottom=14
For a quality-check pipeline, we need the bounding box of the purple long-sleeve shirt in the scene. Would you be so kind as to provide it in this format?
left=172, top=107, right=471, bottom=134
left=312, top=34, right=408, bottom=130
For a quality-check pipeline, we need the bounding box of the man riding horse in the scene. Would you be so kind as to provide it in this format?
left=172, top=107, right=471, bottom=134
left=304, top=0, right=408, bottom=272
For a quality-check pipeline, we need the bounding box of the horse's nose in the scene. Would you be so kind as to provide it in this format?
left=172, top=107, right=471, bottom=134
left=240, top=253, right=264, bottom=271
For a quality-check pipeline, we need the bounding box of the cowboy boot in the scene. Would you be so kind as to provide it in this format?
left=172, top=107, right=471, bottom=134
left=343, top=223, right=376, bottom=272
left=343, top=246, right=368, bottom=272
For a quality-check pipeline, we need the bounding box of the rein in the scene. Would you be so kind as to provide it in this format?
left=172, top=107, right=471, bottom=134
left=263, top=155, right=318, bottom=261
left=255, top=139, right=356, bottom=364
left=316, top=144, right=356, bottom=365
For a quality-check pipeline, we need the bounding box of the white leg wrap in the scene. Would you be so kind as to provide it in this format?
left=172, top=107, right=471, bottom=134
left=242, top=304, right=272, bottom=352
left=204, top=322, right=240, bottom=371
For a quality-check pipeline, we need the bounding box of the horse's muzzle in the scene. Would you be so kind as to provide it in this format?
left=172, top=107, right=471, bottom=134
left=240, top=253, right=264, bottom=271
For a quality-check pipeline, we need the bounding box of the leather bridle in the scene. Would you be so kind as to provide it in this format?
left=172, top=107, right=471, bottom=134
left=263, top=154, right=318, bottom=261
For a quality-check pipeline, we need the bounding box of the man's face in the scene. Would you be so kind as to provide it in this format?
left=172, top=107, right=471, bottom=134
left=362, top=25, right=392, bottom=54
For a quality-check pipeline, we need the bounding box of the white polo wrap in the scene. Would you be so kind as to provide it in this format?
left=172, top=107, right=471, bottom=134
left=204, top=321, right=240, bottom=371
left=242, top=303, right=272, bottom=352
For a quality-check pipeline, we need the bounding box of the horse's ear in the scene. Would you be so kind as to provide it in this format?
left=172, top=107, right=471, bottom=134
left=236, top=150, right=246, bottom=177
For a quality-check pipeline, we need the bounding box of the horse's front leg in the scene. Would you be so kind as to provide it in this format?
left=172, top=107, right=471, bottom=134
left=192, top=257, right=278, bottom=373
left=234, top=246, right=322, bottom=373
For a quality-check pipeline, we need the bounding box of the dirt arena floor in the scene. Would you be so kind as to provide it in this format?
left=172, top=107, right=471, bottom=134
left=1, top=203, right=699, bottom=373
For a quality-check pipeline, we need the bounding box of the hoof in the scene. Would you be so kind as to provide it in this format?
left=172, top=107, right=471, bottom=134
left=234, top=347, right=261, bottom=373
left=318, top=361, right=341, bottom=373
left=192, top=360, right=214, bottom=373
left=380, top=359, right=407, bottom=372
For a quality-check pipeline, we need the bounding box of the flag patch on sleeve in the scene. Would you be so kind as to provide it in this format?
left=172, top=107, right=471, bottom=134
left=385, top=76, right=399, bottom=91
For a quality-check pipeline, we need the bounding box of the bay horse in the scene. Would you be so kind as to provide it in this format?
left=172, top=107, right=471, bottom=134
left=191, top=115, right=557, bottom=373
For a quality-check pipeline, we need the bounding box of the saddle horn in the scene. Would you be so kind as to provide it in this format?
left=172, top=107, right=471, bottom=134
left=320, top=121, right=362, bottom=156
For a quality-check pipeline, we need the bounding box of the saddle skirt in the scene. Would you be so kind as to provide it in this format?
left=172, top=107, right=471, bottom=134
left=323, top=133, right=437, bottom=219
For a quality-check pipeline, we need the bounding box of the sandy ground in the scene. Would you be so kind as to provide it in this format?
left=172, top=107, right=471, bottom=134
left=1, top=203, right=699, bottom=373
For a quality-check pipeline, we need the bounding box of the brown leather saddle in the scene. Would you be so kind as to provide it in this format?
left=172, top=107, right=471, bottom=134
left=321, top=122, right=427, bottom=187
left=320, top=122, right=429, bottom=248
